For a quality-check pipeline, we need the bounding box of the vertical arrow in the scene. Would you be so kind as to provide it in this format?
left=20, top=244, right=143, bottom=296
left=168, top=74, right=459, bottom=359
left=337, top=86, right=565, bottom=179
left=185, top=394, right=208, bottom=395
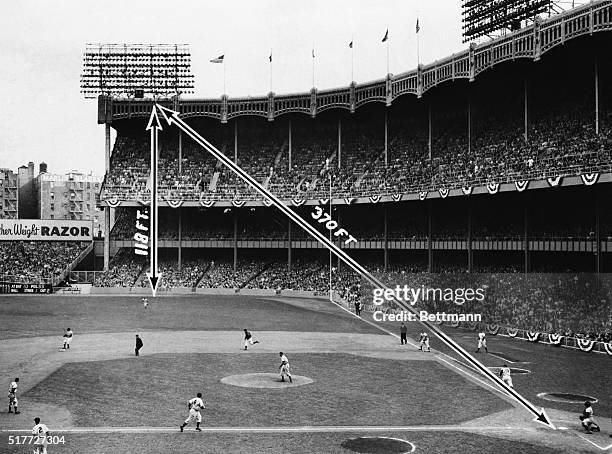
left=156, top=104, right=555, bottom=429
left=146, top=107, right=162, bottom=296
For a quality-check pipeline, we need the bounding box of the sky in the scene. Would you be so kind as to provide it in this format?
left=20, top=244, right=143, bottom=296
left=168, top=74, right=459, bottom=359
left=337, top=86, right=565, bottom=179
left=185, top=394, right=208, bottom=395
left=0, top=0, right=463, bottom=177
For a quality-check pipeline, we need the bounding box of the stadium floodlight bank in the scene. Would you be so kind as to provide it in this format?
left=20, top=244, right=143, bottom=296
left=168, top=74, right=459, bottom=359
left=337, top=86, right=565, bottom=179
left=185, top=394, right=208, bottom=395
left=80, top=43, right=195, bottom=99
left=462, top=0, right=552, bottom=42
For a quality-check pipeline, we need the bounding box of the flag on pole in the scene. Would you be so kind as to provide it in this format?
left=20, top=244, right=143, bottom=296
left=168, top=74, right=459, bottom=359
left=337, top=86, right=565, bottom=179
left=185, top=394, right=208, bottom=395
left=349, top=41, right=353, bottom=48
left=269, top=52, right=272, bottom=63
left=416, top=19, right=420, bottom=33
left=210, top=55, right=224, bottom=63
left=382, top=30, right=388, bottom=42
left=312, top=49, right=315, bottom=58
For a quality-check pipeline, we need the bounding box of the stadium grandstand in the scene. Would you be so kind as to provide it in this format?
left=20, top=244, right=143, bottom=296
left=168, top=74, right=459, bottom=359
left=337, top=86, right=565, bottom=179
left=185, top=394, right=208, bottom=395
left=3, top=1, right=611, bottom=347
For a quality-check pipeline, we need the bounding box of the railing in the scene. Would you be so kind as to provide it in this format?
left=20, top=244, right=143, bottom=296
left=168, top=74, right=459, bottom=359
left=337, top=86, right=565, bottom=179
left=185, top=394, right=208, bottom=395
left=54, top=242, right=94, bottom=286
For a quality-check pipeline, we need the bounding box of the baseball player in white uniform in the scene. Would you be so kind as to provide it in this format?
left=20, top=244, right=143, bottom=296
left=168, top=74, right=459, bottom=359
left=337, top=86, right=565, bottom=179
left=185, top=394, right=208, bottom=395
left=8, top=378, right=19, bottom=414
left=243, top=329, right=260, bottom=350
left=499, top=365, right=513, bottom=388
left=279, top=352, right=292, bottom=383
left=476, top=331, right=487, bottom=353
left=32, top=417, right=50, bottom=454
left=62, top=328, right=73, bottom=350
left=180, top=393, right=205, bottom=432
left=419, top=332, right=430, bottom=352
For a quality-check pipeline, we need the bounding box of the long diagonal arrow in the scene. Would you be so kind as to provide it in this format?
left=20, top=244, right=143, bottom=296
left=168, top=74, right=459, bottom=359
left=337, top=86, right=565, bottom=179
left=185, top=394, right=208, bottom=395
left=156, top=104, right=555, bottom=429
left=146, top=107, right=163, bottom=296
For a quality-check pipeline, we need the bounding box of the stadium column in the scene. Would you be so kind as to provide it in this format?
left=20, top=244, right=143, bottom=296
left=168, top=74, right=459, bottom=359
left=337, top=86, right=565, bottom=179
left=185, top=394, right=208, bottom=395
left=178, top=129, right=182, bottom=174
left=384, top=109, right=388, bottom=166
left=178, top=208, right=182, bottom=271
left=595, top=197, right=600, bottom=275
left=104, top=123, right=111, bottom=271
left=233, top=210, right=238, bottom=272
left=523, top=79, right=529, bottom=142
left=288, top=119, right=292, bottom=170
left=428, top=103, right=432, bottom=160
left=287, top=220, right=292, bottom=271
left=383, top=206, right=388, bottom=271
left=467, top=201, right=473, bottom=273
left=337, top=115, right=342, bottom=169
left=234, top=121, right=238, bottom=162
left=594, top=55, right=599, bottom=136
left=523, top=205, right=530, bottom=273
left=428, top=203, right=433, bottom=272
left=467, top=91, right=472, bottom=156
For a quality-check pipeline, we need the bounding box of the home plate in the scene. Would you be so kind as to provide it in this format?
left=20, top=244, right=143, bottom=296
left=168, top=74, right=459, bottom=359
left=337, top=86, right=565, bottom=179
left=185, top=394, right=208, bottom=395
left=221, top=373, right=314, bottom=389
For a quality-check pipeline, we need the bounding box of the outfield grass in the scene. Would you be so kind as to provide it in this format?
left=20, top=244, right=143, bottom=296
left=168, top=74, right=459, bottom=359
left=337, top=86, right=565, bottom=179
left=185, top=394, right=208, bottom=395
left=0, top=430, right=571, bottom=454
left=23, top=353, right=510, bottom=427
left=0, top=295, right=380, bottom=340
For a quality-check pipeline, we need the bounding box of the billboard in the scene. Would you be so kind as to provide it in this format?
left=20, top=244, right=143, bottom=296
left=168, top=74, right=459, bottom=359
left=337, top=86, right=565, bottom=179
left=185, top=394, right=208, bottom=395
left=0, top=220, right=93, bottom=241
left=0, top=282, right=53, bottom=294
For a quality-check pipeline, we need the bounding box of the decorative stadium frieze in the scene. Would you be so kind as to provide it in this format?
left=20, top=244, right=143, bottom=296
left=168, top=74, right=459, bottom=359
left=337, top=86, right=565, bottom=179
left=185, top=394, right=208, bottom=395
left=107, top=1, right=612, bottom=123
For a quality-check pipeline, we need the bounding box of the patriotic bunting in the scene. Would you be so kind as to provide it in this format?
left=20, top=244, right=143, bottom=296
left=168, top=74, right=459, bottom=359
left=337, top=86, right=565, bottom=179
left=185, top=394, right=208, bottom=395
left=461, top=187, right=473, bottom=195
left=391, top=194, right=402, bottom=202
left=232, top=200, right=246, bottom=208
left=369, top=195, right=381, bottom=203
left=166, top=198, right=184, bottom=209
left=577, top=338, right=595, bottom=352
left=581, top=173, right=599, bottom=186
left=467, top=321, right=478, bottom=331
left=344, top=197, right=355, bottom=205
left=419, top=191, right=427, bottom=201
left=547, top=176, right=562, bottom=187
left=515, top=180, right=529, bottom=192
left=318, top=198, right=329, bottom=205
left=486, top=324, right=499, bottom=335
left=486, top=182, right=499, bottom=194
left=526, top=331, right=540, bottom=342
left=438, top=188, right=449, bottom=198
left=604, top=342, right=612, bottom=356
left=199, top=199, right=215, bottom=208
left=106, top=195, right=121, bottom=208
left=291, top=199, right=306, bottom=207
left=263, top=198, right=273, bottom=207
left=548, top=333, right=563, bottom=345
left=507, top=327, right=519, bottom=337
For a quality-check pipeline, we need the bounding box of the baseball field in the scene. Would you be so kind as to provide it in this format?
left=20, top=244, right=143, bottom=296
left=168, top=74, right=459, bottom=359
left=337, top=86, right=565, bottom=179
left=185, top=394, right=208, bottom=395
left=0, top=294, right=610, bottom=453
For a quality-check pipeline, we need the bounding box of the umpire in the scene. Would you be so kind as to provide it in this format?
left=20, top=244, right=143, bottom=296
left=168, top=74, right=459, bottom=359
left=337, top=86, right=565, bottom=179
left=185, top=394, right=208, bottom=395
left=135, top=334, right=143, bottom=356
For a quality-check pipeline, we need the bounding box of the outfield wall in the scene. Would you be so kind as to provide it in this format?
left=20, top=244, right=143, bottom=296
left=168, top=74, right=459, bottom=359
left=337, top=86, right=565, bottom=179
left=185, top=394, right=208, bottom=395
left=87, top=286, right=335, bottom=299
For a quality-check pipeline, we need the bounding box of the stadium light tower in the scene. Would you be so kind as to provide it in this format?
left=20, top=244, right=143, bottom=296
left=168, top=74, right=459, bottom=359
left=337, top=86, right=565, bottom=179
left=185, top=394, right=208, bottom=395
left=80, top=43, right=195, bottom=99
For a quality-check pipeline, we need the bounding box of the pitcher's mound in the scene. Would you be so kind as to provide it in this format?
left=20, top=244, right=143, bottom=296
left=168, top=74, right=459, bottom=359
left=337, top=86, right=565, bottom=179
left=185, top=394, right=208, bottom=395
left=221, top=373, right=314, bottom=389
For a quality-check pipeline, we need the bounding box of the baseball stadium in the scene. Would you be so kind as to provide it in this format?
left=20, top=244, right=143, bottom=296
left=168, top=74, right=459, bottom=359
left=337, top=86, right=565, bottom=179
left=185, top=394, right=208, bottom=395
left=1, top=1, right=612, bottom=453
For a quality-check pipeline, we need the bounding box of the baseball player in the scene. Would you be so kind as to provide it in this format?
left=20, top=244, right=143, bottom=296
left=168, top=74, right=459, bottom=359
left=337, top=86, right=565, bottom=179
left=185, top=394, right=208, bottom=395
left=62, top=328, right=73, bottom=350
left=499, top=365, right=513, bottom=388
left=243, top=329, right=260, bottom=350
left=180, top=392, right=205, bottom=432
left=8, top=377, right=19, bottom=414
left=419, top=332, right=430, bottom=352
left=32, top=417, right=50, bottom=454
left=476, top=331, right=487, bottom=353
left=580, top=401, right=601, bottom=434
left=279, top=352, right=292, bottom=383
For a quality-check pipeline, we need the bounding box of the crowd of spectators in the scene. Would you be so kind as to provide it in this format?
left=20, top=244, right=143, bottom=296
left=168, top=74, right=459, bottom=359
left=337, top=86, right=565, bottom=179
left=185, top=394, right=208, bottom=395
left=0, top=241, right=88, bottom=284
left=100, top=92, right=612, bottom=205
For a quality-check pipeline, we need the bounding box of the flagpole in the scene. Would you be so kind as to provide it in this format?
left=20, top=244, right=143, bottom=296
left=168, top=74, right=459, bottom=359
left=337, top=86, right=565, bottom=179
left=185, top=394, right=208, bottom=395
left=351, top=36, right=354, bottom=82
left=269, top=49, right=273, bottom=93
left=223, top=60, right=226, bottom=95
left=312, top=45, right=315, bottom=88
left=386, top=27, right=390, bottom=75
left=417, top=20, right=421, bottom=67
